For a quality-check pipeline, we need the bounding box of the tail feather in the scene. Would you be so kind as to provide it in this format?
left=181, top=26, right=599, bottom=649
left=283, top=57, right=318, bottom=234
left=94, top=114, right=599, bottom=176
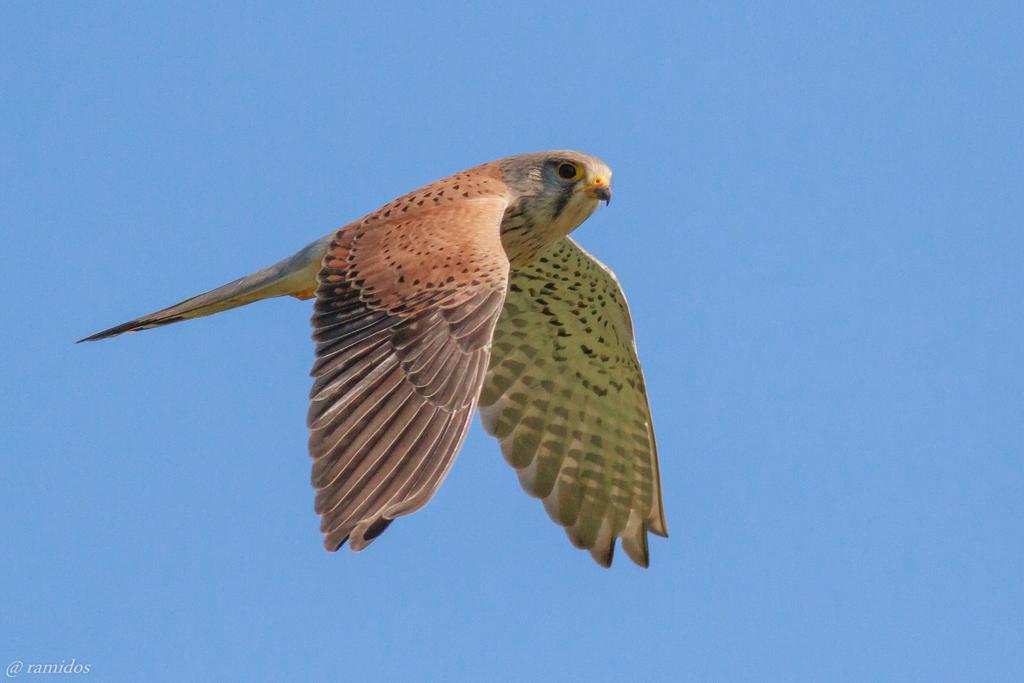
left=78, top=235, right=331, bottom=343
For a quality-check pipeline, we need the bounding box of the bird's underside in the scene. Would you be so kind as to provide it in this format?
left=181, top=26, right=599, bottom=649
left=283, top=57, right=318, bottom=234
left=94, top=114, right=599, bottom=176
left=79, top=150, right=667, bottom=567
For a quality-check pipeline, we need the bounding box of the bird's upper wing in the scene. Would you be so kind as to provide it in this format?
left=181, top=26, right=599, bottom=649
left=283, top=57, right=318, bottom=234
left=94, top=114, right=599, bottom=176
left=478, top=237, right=667, bottom=567
left=308, top=186, right=510, bottom=552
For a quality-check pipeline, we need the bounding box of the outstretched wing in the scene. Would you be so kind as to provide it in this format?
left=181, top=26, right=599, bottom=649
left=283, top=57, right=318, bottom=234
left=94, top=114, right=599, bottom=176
left=479, top=237, right=667, bottom=567
left=308, top=193, right=510, bottom=552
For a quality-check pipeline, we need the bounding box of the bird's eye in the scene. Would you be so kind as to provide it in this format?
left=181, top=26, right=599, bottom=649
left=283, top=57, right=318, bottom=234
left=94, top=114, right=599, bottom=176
left=557, top=162, right=581, bottom=180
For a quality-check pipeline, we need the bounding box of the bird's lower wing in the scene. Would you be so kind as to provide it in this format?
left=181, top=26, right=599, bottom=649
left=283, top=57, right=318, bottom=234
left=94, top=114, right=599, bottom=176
left=479, top=237, right=667, bottom=567
left=308, top=197, right=510, bottom=551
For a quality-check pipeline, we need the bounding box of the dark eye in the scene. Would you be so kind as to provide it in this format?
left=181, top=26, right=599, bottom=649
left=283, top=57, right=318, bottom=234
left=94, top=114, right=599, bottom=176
left=557, top=162, right=579, bottom=180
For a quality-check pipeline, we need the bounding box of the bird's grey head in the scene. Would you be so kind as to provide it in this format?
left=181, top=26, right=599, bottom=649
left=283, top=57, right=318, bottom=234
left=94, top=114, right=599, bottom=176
left=497, top=150, right=613, bottom=265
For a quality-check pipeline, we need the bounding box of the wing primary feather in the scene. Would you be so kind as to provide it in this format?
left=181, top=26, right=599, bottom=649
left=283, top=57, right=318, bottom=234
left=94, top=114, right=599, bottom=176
left=352, top=407, right=453, bottom=523
left=311, top=330, right=390, bottom=377
left=324, top=406, right=451, bottom=548
left=312, top=308, right=393, bottom=343
left=309, top=339, right=392, bottom=405
left=311, top=326, right=393, bottom=373
left=314, top=386, right=426, bottom=513
left=307, top=354, right=400, bottom=429
left=384, top=406, right=473, bottom=518
left=398, top=321, right=450, bottom=372
left=407, top=339, right=462, bottom=394
left=310, top=377, right=418, bottom=492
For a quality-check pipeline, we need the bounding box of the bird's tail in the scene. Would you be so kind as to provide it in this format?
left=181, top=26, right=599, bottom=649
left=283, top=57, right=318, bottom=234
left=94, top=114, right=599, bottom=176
left=77, top=235, right=332, bottom=343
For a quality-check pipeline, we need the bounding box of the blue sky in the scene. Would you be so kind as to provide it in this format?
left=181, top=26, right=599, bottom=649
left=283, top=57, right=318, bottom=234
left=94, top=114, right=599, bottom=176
left=3, top=3, right=1022, bottom=681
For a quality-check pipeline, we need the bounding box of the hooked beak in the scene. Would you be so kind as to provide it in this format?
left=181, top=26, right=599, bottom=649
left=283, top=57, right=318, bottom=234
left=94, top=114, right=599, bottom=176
left=586, top=176, right=612, bottom=205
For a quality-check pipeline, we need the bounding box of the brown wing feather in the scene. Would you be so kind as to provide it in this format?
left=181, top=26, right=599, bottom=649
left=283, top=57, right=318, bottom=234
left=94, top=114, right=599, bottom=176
left=308, top=183, right=510, bottom=552
left=479, top=237, right=667, bottom=568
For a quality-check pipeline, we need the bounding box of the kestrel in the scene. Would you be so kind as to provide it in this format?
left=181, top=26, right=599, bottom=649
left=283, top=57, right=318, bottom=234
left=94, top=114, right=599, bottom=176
left=80, top=151, right=667, bottom=567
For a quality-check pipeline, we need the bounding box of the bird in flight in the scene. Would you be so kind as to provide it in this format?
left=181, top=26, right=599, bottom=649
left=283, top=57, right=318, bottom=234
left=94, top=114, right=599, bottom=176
left=80, top=150, right=667, bottom=567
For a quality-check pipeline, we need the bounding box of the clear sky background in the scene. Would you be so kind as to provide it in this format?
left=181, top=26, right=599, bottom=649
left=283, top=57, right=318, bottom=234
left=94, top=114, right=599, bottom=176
left=3, top=3, right=1022, bottom=681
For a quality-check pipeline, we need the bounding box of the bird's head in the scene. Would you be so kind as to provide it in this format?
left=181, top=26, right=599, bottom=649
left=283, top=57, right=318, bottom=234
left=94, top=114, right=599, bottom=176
left=497, top=150, right=613, bottom=263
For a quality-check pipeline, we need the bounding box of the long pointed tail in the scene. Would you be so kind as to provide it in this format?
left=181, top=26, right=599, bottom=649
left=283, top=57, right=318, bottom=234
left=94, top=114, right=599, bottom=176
left=78, top=235, right=331, bottom=343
